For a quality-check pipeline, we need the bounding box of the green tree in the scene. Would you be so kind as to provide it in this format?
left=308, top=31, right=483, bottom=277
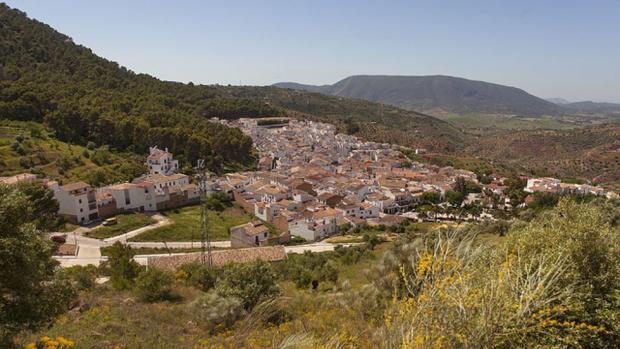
left=216, top=260, right=280, bottom=310
left=134, top=268, right=175, bottom=302
left=420, top=191, right=441, bottom=205
left=363, top=233, right=382, bottom=250
left=504, top=176, right=528, bottom=205
left=0, top=184, right=75, bottom=346
left=107, top=242, right=142, bottom=290
left=179, top=262, right=217, bottom=292
left=445, top=190, right=465, bottom=206
left=88, top=168, right=108, bottom=187
left=16, top=182, right=60, bottom=231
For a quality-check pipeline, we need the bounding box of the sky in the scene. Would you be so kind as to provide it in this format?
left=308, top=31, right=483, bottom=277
left=6, top=0, right=620, bottom=102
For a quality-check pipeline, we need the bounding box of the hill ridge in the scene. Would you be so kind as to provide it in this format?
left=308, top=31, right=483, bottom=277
left=274, top=75, right=563, bottom=116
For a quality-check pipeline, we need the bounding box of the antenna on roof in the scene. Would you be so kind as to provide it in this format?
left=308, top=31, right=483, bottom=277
left=195, top=159, right=212, bottom=267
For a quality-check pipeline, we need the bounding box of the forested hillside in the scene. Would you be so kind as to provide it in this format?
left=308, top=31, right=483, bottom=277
left=0, top=4, right=271, bottom=171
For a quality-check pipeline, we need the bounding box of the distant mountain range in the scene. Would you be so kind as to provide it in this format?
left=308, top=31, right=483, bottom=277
left=545, top=98, right=571, bottom=105
left=274, top=75, right=564, bottom=116
left=550, top=100, right=620, bottom=115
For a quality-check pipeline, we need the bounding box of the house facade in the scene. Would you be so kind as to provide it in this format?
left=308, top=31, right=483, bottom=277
left=146, top=146, right=179, bottom=175
left=49, top=181, right=99, bottom=224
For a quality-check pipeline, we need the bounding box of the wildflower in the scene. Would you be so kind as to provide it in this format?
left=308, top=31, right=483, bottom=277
left=416, top=255, right=433, bottom=277
left=175, top=270, right=188, bottom=282
left=56, top=336, right=75, bottom=348
left=24, top=343, right=36, bottom=349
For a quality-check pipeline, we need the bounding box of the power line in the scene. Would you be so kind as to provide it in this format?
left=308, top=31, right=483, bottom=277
left=195, top=159, right=212, bottom=267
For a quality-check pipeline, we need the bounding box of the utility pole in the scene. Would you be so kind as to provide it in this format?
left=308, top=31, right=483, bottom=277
left=195, top=159, right=212, bottom=267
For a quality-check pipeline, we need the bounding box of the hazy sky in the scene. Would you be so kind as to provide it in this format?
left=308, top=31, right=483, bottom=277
left=6, top=0, right=620, bottom=102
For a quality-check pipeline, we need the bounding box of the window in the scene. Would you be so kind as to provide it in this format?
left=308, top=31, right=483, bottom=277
left=80, top=208, right=83, bottom=212
left=79, top=199, right=82, bottom=204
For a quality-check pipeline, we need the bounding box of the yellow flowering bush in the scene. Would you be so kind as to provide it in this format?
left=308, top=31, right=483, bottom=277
left=24, top=336, right=75, bottom=349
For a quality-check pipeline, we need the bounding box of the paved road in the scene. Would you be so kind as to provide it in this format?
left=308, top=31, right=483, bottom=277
left=53, top=214, right=353, bottom=267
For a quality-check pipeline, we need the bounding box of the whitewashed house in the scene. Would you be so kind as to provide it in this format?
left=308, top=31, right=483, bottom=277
left=146, top=146, right=179, bottom=175
left=48, top=181, right=99, bottom=224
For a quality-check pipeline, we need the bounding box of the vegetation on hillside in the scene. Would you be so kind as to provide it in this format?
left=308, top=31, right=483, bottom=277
left=0, top=120, right=144, bottom=185
left=8, top=197, right=619, bottom=348
left=467, top=124, right=620, bottom=190
left=0, top=4, right=261, bottom=172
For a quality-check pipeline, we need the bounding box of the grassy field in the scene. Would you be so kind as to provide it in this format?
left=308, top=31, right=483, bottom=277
left=0, top=120, right=144, bottom=185
left=129, top=205, right=253, bottom=242
left=84, top=213, right=156, bottom=239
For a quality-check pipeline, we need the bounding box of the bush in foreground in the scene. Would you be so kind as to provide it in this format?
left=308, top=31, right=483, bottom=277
left=178, top=262, right=218, bottom=292
left=191, top=291, right=246, bottom=330
left=215, top=260, right=280, bottom=310
left=134, top=269, right=175, bottom=302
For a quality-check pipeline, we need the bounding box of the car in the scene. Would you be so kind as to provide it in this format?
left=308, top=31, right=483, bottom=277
left=102, top=217, right=118, bottom=226
left=51, top=234, right=67, bottom=244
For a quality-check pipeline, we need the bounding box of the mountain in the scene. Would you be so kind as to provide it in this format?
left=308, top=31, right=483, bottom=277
left=563, top=101, right=620, bottom=116
left=546, top=97, right=571, bottom=105
left=274, top=75, right=564, bottom=116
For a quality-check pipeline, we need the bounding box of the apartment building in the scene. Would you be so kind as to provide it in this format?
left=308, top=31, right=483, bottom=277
left=48, top=181, right=99, bottom=224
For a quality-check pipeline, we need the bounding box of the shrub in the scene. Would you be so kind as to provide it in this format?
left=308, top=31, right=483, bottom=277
left=91, top=147, right=112, bottom=165
left=367, top=199, right=620, bottom=348
left=178, top=262, right=217, bottom=291
left=36, top=152, right=48, bottom=164
left=206, top=192, right=232, bottom=211
left=88, top=169, right=108, bottom=187
left=29, top=128, right=43, bottom=139
left=318, top=260, right=339, bottom=284
left=134, top=268, right=175, bottom=302
left=59, top=265, right=98, bottom=291
left=215, top=260, right=280, bottom=310
left=86, top=141, right=97, bottom=150
left=19, top=157, right=33, bottom=169
left=57, top=155, right=73, bottom=172
left=363, top=233, right=382, bottom=250
left=191, top=291, right=246, bottom=330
